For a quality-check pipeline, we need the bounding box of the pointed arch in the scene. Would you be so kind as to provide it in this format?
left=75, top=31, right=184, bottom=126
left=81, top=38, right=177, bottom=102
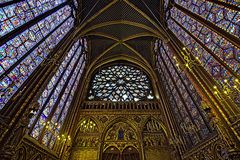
left=142, top=117, right=169, bottom=138
left=100, top=117, right=139, bottom=142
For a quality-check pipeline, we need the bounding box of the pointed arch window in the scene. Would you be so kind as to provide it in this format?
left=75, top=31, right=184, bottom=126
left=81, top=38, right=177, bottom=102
left=88, top=64, right=154, bottom=102
left=0, top=1, right=76, bottom=109
left=28, top=39, right=87, bottom=148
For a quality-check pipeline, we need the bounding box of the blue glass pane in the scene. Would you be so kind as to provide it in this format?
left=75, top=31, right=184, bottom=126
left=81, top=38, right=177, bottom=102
left=0, top=0, right=66, bottom=37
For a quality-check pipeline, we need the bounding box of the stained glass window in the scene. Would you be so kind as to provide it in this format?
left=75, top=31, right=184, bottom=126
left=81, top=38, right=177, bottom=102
left=88, top=64, right=154, bottom=102
left=175, top=0, right=240, bottom=37
left=220, top=0, right=240, bottom=7
left=0, top=2, right=75, bottom=109
left=29, top=39, right=86, bottom=149
left=0, top=0, right=66, bottom=37
left=0, top=0, right=13, bottom=4
left=155, top=40, right=212, bottom=148
left=168, top=1, right=240, bottom=105
left=170, top=8, right=239, bottom=73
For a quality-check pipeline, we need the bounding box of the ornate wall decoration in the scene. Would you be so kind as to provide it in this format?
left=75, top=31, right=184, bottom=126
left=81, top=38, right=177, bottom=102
left=78, top=118, right=98, bottom=133
left=70, top=117, right=100, bottom=160
left=102, top=146, right=140, bottom=160
left=14, top=136, right=58, bottom=160
left=143, top=119, right=168, bottom=148
left=73, top=117, right=99, bottom=147
left=182, top=135, right=240, bottom=160
left=103, top=121, right=139, bottom=152
left=74, top=137, right=99, bottom=148
left=105, top=122, right=137, bottom=141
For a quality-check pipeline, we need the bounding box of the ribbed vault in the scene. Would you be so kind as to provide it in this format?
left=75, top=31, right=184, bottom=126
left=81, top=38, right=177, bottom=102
left=75, top=0, right=168, bottom=66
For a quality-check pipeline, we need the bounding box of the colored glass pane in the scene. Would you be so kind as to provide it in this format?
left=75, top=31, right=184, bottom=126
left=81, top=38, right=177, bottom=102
left=73, top=0, right=78, bottom=8
left=30, top=43, right=81, bottom=139
left=0, top=17, right=74, bottom=109
left=175, top=0, right=240, bottom=37
left=29, top=39, right=86, bottom=149
left=45, top=57, right=86, bottom=148
left=220, top=0, right=240, bottom=7
left=0, top=5, right=71, bottom=76
left=170, top=8, right=240, bottom=73
left=168, top=6, right=240, bottom=105
left=0, top=0, right=13, bottom=4
left=155, top=41, right=212, bottom=147
left=0, top=0, right=66, bottom=37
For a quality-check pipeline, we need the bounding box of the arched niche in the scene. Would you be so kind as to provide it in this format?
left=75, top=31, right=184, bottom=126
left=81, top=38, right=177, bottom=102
left=102, top=146, right=121, bottom=160
left=70, top=117, right=100, bottom=160
left=143, top=118, right=168, bottom=147
left=101, top=121, right=141, bottom=160
left=142, top=118, right=173, bottom=160
left=104, top=122, right=137, bottom=142
left=73, top=117, right=99, bottom=147
left=122, top=146, right=140, bottom=160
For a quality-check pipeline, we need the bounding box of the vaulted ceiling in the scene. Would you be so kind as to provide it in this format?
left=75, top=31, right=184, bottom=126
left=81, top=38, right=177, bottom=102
left=75, top=0, right=169, bottom=67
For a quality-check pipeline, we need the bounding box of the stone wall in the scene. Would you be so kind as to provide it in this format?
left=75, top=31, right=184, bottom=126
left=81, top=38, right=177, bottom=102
left=145, top=148, right=173, bottom=160
left=70, top=148, right=98, bottom=160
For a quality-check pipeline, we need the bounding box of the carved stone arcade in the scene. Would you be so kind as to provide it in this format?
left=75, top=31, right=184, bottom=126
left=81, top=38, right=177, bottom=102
left=69, top=100, right=175, bottom=160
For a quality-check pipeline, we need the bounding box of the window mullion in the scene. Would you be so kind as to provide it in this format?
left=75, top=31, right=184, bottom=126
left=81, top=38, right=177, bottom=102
left=162, top=43, right=213, bottom=132
left=28, top=38, right=79, bottom=134
left=0, top=2, right=68, bottom=46
left=39, top=45, right=84, bottom=143
left=156, top=60, right=194, bottom=148
left=157, top=46, right=203, bottom=141
left=0, top=15, right=71, bottom=80
left=48, top=55, right=85, bottom=148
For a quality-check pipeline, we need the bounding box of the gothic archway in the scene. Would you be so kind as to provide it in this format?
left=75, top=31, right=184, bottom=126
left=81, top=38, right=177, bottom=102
left=143, top=118, right=173, bottom=160
left=102, top=147, right=120, bottom=160
left=70, top=117, right=100, bottom=160
left=101, top=121, right=141, bottom=160
left=122, top=146, right=140, bottom=160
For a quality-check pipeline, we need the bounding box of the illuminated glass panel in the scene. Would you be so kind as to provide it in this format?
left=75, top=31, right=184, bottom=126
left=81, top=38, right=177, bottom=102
left=220, top=0, right=240, bottom=7
left=175, top=0, right=240, bottom=37
left=47, top=59, right=86, bottom=149
left=0, top=0, right=66, bottom=37
left=170, top=8, right=240, bottom=73
left=156, top=52, right=194, bottom=146
left=164, top=0, right=169, bottom=9
left=38, top=41, right=80, bottom=108
left=0, top=16, right=74, bottom=109
left=88, top=65, right=154, bottom=102
left=0, top=6, right=71, bottom=75
left=167, top=19, right=233, bottom=81
left=30, top=40, right=82, bottom=139
left=168, top=6, right=239, bottom=105
left=29, top=39, right=86, bottom=149
left=0, top=0, right=13, bottom=4
left=155, top=41, right=212, bottom=147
